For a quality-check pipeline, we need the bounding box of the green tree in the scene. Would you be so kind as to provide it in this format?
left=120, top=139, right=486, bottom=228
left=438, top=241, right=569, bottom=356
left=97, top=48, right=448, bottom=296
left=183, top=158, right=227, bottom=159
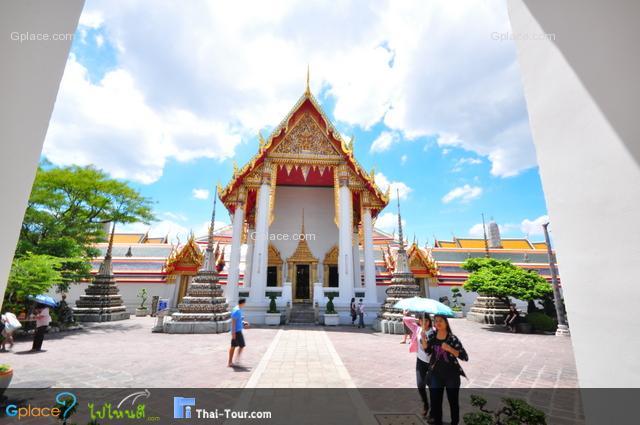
left=462, top=258, right=552, bottom=301
left=11, top=162, right=155, bottom=296
left=5, top=253, right=65, bottom=312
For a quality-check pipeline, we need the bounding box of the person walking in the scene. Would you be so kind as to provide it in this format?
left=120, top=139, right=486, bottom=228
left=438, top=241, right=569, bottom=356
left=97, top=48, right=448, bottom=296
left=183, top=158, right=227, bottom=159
left=0, top=311, right=21, bottom=351
left=426, top=315, right=468, bottom=425
left=31, top=303, right=51, bottom=352
left=403, top=312, right=434, bottom=419
left=357, top=299, right=365, bottom=328
left=350, top=297, right=357, bottom=327
left=228, top=298, right=249, bottom=367
left=401, top=309, right=411, bottom=344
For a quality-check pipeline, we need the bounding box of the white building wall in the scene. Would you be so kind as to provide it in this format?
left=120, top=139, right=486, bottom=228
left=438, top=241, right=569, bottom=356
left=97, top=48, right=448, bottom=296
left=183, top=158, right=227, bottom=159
left=509, top=0, right=640, bottom=391
left=269, top=186, right=338, bottom=274
left=50, top=282, right=176, bottom=315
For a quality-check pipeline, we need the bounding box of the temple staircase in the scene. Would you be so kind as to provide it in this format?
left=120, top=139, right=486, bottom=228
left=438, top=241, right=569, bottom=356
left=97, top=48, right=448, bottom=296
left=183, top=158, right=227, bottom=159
left=288, top=302, right=316, bottom=325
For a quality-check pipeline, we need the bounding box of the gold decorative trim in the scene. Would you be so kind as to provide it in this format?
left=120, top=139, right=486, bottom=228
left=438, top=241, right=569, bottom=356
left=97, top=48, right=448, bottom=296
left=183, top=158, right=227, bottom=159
left=268, top=162, right=277, bottom=225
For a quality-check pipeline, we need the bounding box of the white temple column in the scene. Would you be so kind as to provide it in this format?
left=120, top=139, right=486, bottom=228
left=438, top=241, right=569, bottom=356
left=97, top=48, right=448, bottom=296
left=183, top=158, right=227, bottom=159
left=363, top=207, right=377, bottom=303
left=352, top=229, right=362, bottom=289
left=226, top=202, right=244, bottom=306
left=338, top=169, right=354, bottom=304
left=249, top=172, right=271, bottom=304
left=244, top=224, right=255, bottom=288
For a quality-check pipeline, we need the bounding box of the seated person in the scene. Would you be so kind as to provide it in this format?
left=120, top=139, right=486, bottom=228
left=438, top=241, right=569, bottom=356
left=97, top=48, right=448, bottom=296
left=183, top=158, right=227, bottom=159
left=504, top=304, right=520, bottom=332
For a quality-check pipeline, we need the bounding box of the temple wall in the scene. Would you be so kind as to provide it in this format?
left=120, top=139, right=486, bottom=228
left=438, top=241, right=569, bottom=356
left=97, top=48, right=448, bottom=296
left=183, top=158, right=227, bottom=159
left=268, top=185, right=338, bottom=280
left=49, top=282, right=177, bottom=315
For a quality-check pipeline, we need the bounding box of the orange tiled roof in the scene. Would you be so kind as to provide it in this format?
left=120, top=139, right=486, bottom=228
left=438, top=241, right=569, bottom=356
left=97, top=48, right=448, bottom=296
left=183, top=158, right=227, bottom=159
left=455, top=239, right=487, bottom=249
left=112, top=233, right=146, bottom=244
left=437, top=241, right=458, bottom=248
left=532, top=242, right=548, bottom=250
left=501, top=239, right=534, bottom=249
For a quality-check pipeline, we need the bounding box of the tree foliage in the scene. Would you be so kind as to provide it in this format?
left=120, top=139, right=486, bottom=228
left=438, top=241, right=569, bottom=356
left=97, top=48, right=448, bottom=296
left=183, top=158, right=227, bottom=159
left=462, top=258, right=552, bottom=301
left=5, top=253, right=65, bottom=312
left=6, top=162, right=156, bottom=307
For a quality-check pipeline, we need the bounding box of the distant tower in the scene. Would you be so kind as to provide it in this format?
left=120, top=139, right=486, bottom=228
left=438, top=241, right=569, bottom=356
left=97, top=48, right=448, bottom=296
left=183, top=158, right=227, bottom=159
left=74, top=223, right=130, bottom=322
left=378, top=190, right=419, bottom=331
left=164, top=194, right=232, bottom=333
left=488, top=219, right=502, bottom=249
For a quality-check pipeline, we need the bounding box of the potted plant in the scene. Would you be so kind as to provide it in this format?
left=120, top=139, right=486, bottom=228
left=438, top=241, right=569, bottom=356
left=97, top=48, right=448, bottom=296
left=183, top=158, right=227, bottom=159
left=451, top=287, right=466, bottom=318
left=324, top=293, right=339, bottom=326
left=265, top=294, right=281, bottom=326
left=463, top=394, right=546, bottom=424
left=136, top=288, right=148, bottom=317
left=0, top=364, right=13, bottom=397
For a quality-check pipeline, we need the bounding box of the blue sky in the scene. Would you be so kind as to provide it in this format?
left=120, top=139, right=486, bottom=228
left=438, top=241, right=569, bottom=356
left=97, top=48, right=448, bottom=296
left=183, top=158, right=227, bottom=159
left=41, top=0, right=551, bottom=245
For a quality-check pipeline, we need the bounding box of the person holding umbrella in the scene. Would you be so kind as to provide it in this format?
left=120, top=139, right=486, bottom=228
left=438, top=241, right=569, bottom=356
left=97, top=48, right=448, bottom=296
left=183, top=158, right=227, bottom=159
left=393, top=296, right=454, bottom=422
left=426, top=315, right=468, bottom=425
left=28, top=295, right=57, bottom=352
left=403, top=311, right=434, bottom=419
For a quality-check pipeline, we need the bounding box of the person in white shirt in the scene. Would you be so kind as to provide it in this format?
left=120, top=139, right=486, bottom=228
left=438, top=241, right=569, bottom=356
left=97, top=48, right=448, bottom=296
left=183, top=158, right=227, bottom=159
left=357, top=299, right=365, bottom=328
left=31, top=304, right=51, bottom=352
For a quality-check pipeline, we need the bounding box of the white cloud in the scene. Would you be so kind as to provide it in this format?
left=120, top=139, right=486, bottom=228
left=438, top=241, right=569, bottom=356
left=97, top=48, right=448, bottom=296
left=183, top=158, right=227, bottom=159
left=370, top=131, right=400, bottom=153
left=452, top=157, right=482, bottom=172
left=43, top=56, right=240, bottom=184
left=56, top=0, right=536, bottom=183
left=442, top=184, right=483, bottom=204
left=374, top=172, right=412, bottom=200
left=374, top=212, right=405, bottom=234
left=161, top=211, right=188, bottom=222
left=400, top=154, right=408, bottom=165
left=520, top=215, right=549, bottom=237
left=78, top=10, right=104, bottom=29
left=192, top=188, right=210, bottom=200
left=467, top=215, right=549, bottom=238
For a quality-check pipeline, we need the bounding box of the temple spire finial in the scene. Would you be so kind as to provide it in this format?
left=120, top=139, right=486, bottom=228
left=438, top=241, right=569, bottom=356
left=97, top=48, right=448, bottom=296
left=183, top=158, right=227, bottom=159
left=105, top=221, right=116, bottom=260
left=301, top=208, right=306, bottom=233
left=98, top=222, right=116, bottom=276
left=201, top=194, right=218, bottom=272
left=305, top=64, right=311, bottom=96
left=396, top=188, right=405, bottom=251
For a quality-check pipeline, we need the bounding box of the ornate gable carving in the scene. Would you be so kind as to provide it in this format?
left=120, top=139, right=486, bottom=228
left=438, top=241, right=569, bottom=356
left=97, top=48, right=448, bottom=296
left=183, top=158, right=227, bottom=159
left=273, top=114, right=340, bottom=156
left=323, top=245, right=339, bottom=264
left=288, top=237, right=318, bottom=264
left=164, top=236, right=203, bottom=275
left=268, top=244, right=283, bottom=265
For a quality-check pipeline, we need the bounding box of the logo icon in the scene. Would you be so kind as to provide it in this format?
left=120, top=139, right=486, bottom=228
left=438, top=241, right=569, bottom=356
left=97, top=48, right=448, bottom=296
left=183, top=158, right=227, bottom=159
left=174, top=397, right=196, bottom=419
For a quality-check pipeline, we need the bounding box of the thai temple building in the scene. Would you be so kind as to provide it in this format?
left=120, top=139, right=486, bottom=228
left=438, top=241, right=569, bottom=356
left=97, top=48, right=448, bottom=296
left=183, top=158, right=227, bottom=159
left=58, top=78, right=561, bottom=325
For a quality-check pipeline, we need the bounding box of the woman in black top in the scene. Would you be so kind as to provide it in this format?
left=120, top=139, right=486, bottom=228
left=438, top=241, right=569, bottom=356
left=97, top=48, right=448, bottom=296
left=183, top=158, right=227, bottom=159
left=350, top=298, right=357, bottom=326
left=425, top=314, right=468, bottom=425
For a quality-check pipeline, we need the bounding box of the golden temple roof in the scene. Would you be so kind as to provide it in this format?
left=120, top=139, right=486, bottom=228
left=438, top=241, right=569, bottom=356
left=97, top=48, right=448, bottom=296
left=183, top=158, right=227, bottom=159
left=218, top=76, right=388, bottom=214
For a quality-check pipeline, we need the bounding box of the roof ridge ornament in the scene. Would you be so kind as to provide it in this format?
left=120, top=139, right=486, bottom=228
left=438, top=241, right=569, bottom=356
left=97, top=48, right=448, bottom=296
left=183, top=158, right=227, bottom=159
left=305, top=64, right=311, bottom=96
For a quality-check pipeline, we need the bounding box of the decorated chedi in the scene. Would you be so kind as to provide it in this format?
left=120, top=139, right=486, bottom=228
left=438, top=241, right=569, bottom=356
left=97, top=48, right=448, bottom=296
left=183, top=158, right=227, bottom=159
left=74, top=223, right=130, bottom=322
left=164, top=195, right=231, bottom=333
left=379, top=190, right=420, bottom=333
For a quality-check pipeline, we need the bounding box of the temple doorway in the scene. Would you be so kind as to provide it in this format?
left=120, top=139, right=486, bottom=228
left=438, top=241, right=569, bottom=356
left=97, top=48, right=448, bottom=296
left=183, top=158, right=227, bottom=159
left=295, top=264, right=310, bottom=301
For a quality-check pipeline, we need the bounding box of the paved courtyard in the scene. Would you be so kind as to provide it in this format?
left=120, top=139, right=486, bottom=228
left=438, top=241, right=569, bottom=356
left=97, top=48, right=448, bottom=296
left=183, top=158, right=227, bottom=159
left=4, top=316, right=578, bottom=389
